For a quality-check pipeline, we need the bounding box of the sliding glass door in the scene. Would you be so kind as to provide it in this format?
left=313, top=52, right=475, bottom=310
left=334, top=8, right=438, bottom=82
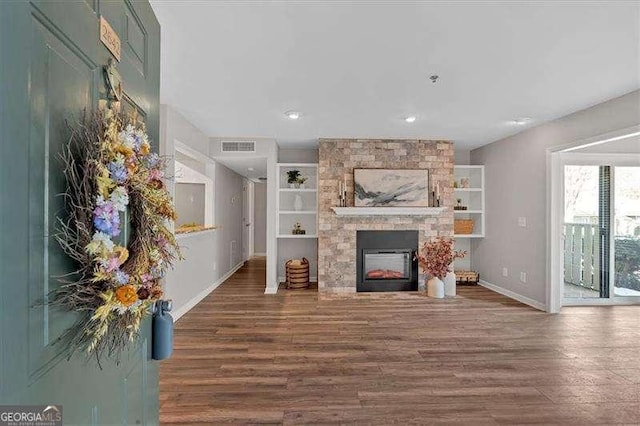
left=561, top=156, right=640, bottom=303
left=563, top=165, right=602, bottom=299
left=613, top=167, right=640, bottom=297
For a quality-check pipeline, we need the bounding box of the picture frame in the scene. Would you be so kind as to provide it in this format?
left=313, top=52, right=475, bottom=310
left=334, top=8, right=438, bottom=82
left=353, top=168, right=429, bottom=207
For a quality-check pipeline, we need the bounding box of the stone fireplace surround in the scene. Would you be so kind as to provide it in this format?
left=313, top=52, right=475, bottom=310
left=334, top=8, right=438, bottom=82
left=318, top=139, right=454, bottom=293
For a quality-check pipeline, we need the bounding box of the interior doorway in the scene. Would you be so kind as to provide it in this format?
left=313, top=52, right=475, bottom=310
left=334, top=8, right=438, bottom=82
left=550, top=145, right=640, bottom=309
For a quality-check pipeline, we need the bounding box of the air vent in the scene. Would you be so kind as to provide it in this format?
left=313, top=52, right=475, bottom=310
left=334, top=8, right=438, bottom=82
left=221, top=141, right=256, bottom=153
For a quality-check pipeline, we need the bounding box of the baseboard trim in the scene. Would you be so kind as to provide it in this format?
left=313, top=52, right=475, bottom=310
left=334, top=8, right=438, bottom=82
left=253, top=252, right=266, bottom=257
left=478, top=279, right=547, bottom=312
left=173, top=261, right=245, bottom=321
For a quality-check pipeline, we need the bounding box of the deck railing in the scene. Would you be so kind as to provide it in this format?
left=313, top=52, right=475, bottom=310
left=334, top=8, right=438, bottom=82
left=564, top=223, right=600, bottom=291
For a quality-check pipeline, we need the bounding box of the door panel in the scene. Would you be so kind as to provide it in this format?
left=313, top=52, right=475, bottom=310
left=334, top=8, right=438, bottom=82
left=1, top=1, right=160, bottom=424
left=563, top=165, right=602, bottom=298
left=28, top=13, right=94, bottom=379
left=613, top=166, right=640, bottom=296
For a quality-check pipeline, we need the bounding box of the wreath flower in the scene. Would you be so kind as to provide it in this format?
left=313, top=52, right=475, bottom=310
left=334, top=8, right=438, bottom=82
left=55, top=110, right=180, bottom=363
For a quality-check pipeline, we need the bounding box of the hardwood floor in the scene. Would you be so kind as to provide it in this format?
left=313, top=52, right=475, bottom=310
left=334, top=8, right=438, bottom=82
left=160, top=258, right=640, bottom=425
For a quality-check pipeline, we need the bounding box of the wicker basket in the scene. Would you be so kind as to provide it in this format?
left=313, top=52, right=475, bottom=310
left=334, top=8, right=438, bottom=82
left=454, top=219, right=475, bottom=235
left=286, top=257, right=310, bottom=289
left=455, top=270, right=479, bottom=285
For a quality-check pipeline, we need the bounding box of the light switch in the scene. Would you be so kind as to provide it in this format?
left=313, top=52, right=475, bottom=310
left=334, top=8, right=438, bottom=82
left=502, top=267, right=508, bottom=277
left=518, top=217, right=527, bottom=227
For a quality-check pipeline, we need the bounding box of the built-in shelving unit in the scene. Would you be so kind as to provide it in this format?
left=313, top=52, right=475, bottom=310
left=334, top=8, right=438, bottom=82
left=453, top=165, right=485, bottom=272
left=453, top=165, right=485, bottom=239
left=276, top=163, right=319, bottom=284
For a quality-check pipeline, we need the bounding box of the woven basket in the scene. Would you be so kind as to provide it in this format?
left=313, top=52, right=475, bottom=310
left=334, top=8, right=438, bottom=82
left=454, top=219, right=475, bottom=235
left=455, top=270, right=479, bottom=285
left=286, top=257, right=310, bottom=289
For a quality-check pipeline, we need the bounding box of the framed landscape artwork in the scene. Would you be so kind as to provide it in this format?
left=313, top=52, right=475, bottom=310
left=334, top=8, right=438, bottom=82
left=354, top=169, right=429, bottom=207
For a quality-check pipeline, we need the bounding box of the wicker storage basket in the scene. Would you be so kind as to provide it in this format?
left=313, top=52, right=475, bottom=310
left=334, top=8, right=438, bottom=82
left=455, top=270, right=479, bottom=285
left=286, top=257, right=310, bottom=289
left=454, top=219, right=475, bottom=235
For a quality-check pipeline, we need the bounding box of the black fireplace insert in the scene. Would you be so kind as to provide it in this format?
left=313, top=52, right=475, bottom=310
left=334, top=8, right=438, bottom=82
left=356, top=230, right=419, bottom=292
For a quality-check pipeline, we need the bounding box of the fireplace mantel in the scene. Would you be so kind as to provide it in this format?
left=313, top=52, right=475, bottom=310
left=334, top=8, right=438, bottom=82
left=331, top=206, right=446, bottom=216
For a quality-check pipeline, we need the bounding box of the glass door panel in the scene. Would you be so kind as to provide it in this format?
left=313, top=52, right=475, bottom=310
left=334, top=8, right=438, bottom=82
left=613, top=166, right=640, bottom=297
left=564, top=165, right=601, bottom=298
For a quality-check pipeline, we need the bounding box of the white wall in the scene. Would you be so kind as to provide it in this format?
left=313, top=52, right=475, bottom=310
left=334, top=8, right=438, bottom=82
left=253, top=182, right=267, bottom=254
left=278, top=148, right=319, bottom=163
left=454, top=149, right=471, bottom=165
left=160, top=105, right=245, bottom=319
left=470, top=90, right=640, bottom=308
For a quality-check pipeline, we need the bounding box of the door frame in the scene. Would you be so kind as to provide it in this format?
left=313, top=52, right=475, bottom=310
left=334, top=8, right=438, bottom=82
left=548, top=131, right=640, bottom=311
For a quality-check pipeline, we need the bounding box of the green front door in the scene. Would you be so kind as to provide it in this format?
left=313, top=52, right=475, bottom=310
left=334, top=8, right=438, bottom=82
left=0, top=1, right=161, bottom=424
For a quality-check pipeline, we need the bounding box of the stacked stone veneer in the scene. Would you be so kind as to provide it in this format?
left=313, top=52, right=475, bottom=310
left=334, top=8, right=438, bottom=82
left=318, top=139, right=455, bottom=293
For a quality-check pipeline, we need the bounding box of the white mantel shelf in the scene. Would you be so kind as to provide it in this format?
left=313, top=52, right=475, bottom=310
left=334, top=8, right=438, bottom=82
left=331, top=206, right=447, bottom=216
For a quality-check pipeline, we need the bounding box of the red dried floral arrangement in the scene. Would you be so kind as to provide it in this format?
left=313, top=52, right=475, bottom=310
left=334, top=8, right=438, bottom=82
left=415, top=237, right=466, bottom=280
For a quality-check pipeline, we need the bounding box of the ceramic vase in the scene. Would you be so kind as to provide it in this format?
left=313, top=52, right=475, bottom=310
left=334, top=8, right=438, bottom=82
left=444, top=270, right=456, bottom=297
left=294, top=194, right=303, bottom=211
left=427, top=277, right=445, bottom=298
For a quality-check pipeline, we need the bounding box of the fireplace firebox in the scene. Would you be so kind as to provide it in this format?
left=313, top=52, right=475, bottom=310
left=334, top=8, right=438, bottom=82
left=356, top=230, right=418, bottom=292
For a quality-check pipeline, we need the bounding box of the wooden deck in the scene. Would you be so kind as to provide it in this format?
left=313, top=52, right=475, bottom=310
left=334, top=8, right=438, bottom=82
left=160, top=258, right=640, bottom=425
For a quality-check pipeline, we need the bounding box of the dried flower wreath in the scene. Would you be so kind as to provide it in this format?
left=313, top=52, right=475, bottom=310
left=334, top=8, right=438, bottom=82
left=55, top=109, right=180, bottom=362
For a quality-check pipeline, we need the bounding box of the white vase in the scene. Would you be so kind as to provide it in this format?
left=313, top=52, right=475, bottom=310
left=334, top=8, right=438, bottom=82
left=444, top=271, right=456, bottom=297
left=427, top=277, right=445, bottom=298
left=294, top=194, right=303, bottom=211
left=299, top=183, right=306, bottom=189
left=289, top=183, right=296, bottom=188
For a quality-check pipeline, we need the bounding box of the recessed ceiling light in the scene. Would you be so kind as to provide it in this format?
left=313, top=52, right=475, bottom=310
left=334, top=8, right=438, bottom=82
left=285, top=111, right=300, bottom=120
left=512, top=117, right=532, bottom=125
left=404, top=115, right=417, bottom=123
left=248, top=167, right=254, bottom=171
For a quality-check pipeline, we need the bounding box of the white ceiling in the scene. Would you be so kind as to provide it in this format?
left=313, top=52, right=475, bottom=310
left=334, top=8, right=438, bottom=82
left=151, top=1, right=640, bottom=150
left=213, top=156, right=268, bottom=181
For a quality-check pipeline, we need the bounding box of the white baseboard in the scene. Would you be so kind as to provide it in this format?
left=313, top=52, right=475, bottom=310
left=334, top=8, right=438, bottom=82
left=173, top=261, right=245, bottom=321
left=264, top=285, right=278, bottom=295
left=253, top=252, right=266, bottom=257
left=478, top=279, right=547, bottom=312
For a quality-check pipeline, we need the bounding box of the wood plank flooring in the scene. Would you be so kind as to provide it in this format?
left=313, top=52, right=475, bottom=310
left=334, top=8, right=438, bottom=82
left=160, top=258, right=640, bottom=425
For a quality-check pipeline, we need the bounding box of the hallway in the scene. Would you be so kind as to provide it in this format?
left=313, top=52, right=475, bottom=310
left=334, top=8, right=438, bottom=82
left=160, top=258, right=640, bottom=424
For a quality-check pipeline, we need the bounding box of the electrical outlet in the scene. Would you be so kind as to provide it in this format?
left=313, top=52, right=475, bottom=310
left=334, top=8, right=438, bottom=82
left=502, top=267, right=508, bottom=277
left=520, top=272, right=527, bottom=283
left=518, top=217, right=527, bottom=227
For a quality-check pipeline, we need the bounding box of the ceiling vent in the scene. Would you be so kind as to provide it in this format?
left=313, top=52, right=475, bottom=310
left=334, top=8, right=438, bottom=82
left=221, top=140, right=256, bottom=153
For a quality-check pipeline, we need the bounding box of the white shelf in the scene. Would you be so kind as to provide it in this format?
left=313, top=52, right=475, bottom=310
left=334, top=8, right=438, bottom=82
left=454, top=188, right=482, bottom=192
left=277, top=234, right=318, bottom=239
left=279, top=210, right=317, bottom=214
left=331, top=206, right=446, bottom=216
left=454, top=210, right=483, bottom=214
left=455, top=234, right=485, bottom=238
